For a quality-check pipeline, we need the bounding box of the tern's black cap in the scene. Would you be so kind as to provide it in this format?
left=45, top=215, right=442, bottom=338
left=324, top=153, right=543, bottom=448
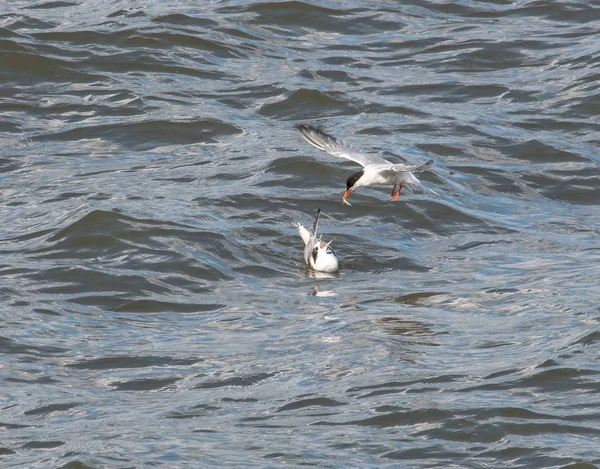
left=346, top=171, right=363, bottom=190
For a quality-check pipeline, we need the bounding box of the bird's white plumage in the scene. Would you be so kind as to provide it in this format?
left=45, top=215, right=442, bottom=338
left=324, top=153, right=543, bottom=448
left=297, top=223, right=311, bottom=245
left=296, top=209, right=339, bottom=273
left=296, top=124, right=437, bottom=203
left=296, top=124, right=389, bottom=167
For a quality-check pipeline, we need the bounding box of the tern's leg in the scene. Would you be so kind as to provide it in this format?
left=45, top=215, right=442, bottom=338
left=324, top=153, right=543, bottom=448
left=390, top=185, right=397, bottom=200
left=395, top=184, right=403, bottom=201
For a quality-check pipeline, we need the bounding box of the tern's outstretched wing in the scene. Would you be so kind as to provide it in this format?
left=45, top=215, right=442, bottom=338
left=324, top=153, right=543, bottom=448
left=296, top=124, right=391, bottom=168
left=311, top=208, right=321, bottom=236
left=297, top=223, right=311, bottom=246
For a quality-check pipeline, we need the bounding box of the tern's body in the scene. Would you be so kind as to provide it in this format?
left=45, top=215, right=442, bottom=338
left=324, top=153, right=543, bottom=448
left=296, top=124, right=435, bottom=205
left=297, top=209, right=339, bottom=273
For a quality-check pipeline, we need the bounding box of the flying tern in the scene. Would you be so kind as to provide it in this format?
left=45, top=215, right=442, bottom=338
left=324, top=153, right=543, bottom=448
left=296, top=124, right=435, bottom=205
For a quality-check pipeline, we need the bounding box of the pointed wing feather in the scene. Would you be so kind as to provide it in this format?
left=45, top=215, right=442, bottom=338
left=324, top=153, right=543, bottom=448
left=297, top=223, right=311, bottom=246
left=311, top=208, right=321, bottom=236
left=296, top=124, right=391, bottom=167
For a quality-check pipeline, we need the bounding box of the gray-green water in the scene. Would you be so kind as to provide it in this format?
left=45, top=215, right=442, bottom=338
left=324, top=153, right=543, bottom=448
left=1, top=1, right=599, bottom=468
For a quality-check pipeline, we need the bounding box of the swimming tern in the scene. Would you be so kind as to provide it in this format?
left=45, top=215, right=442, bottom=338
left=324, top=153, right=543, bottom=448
left=296, top=209, right=339, bottom=273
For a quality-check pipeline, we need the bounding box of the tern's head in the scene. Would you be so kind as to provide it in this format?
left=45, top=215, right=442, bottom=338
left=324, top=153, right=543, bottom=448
left=346, top=171, right=363, bottom=191
left=343, top=171, right=364, bottom=205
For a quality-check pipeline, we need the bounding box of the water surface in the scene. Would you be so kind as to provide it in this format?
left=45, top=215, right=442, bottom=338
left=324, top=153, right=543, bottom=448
left=1, top=0, right=599, bottom=468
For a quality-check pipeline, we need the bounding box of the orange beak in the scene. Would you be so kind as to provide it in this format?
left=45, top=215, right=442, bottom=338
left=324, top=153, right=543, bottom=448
left=342, top=188, right=353, bottom=205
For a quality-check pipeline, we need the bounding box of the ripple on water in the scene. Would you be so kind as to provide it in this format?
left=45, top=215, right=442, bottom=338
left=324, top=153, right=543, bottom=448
left=34, top=119, right=243, bottom=151
left=1, top=0, right=600, bottom=468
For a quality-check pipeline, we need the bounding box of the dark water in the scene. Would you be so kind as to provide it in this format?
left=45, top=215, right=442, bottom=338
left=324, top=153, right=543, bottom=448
left=1, top=0, right=600, bottom=467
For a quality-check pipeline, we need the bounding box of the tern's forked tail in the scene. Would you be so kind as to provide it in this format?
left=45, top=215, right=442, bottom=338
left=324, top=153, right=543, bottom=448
left=404, top=160, right=437, bottom=196
left=414, top=159, right=434, bottom=172
left=414, top=178, right=440, bottom=196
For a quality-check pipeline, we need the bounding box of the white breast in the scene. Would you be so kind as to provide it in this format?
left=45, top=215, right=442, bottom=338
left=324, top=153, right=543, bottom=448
left=311, top=248, right=339, bottom=273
